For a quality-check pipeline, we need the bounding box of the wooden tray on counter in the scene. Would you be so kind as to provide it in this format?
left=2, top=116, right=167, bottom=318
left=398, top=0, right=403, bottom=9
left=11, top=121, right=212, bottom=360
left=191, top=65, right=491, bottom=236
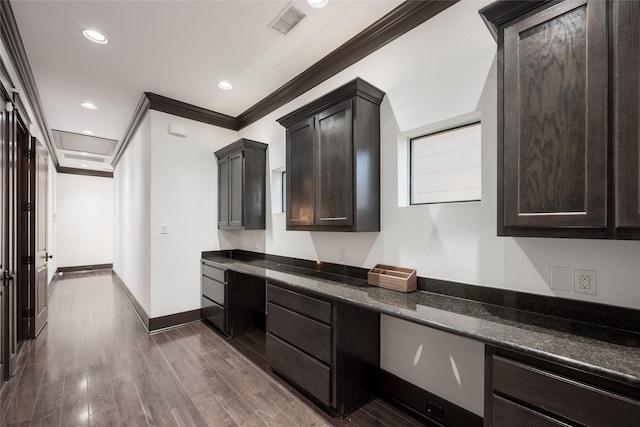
left=367, top=264, right=416, bottom=293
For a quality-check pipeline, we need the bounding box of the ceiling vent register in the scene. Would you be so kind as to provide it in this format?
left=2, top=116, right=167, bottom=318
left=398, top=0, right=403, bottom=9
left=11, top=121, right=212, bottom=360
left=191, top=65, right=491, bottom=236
left=269, top=4, right=306, bottom=35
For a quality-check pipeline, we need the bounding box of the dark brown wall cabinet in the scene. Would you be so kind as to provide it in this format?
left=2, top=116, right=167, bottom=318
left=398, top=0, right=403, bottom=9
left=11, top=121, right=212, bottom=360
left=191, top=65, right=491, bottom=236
left=265, top=282, right=380, bottom=417
left=214, top=139, right=267, bottom=230
left=277, top=78, right=385, bottom=232
left=201, top=261, right=265, bottom=337
left=485, top=348, right=640, bottom=427
left=480, top=0, right=640, bottom=239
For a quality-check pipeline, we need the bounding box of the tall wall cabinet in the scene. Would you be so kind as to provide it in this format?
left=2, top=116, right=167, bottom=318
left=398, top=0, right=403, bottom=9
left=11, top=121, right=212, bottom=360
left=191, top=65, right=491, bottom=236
left=480, top=0, right=640, bottom=239
left=277, top=78, right=385, bottom=232
left=214, top=139, right=267, bottom=230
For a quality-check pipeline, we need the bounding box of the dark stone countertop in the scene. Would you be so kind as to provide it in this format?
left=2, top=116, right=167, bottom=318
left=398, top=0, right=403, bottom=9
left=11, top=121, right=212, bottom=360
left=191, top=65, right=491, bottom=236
left=201, top=255, right=640, bottom=388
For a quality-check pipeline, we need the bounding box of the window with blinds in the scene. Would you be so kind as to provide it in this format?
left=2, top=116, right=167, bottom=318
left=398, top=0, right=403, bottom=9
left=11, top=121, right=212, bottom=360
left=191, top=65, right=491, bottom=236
left=410, top=122, right=481, bottom=205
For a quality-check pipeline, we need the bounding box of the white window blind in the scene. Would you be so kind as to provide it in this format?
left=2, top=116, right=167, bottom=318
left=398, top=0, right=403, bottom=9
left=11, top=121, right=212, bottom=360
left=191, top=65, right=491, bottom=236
left=411, top=122, right=481, bottom=205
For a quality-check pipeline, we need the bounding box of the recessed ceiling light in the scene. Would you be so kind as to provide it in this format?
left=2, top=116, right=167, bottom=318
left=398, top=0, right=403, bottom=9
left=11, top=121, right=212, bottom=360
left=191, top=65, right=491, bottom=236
left=306, top=0, right=329, bottom=9
left=82, top=29, right=108, bottom=44
left=82, top=130, right=94, bottom=135
left=81, top=102, right=97, bottom=110
left=217, top=81, right=232, bottom=90
left=81, top=164, right=89, bottom=168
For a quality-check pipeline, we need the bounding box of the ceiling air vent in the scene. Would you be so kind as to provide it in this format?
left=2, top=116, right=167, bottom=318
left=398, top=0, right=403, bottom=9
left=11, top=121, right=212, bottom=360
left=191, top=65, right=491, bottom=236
left=269, top=3, right=306, bottom=35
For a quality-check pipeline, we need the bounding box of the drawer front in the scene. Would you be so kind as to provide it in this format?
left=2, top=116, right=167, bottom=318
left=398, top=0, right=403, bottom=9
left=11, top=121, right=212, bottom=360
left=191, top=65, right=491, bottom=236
left=201, top=296, right=225, bottom=332
left=266, top=333, right=331, bottom=406
left=493, top=356, right=640, bottom=427
left=202, top=276, right=226, bottom=306
left=493, top=395, right=569, bottom=427
left=267, top=303, right=331, bottom=364
left=267, top=284, right=331, bottom=324
left=202, top=263, right=226, bottom=283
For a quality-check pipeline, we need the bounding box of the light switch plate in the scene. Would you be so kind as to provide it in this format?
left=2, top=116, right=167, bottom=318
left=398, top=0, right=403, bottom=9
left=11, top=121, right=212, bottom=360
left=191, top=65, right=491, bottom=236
left=549, top=266, right=571, bottom=291
left=160, top=224, right=168, bottom=234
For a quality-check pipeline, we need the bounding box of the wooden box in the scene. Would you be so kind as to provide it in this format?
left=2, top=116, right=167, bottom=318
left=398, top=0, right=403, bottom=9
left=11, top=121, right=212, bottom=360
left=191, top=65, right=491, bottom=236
left=367, top=264, right=417, bottom=293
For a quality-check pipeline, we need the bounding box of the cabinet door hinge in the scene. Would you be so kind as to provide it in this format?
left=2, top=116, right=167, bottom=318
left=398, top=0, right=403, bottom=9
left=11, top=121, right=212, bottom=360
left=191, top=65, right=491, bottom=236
left=21, top=309, right=34, bottom=318
left=22, top=202, right=32, bottom=212
left=22, top=256, right=34, bottom=265
left=22, top=149, right=34, bottom=159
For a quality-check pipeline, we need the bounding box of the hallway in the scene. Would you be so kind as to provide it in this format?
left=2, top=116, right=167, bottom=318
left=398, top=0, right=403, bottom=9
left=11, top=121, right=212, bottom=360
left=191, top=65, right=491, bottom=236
left=0, top=271, right=424, bottom=426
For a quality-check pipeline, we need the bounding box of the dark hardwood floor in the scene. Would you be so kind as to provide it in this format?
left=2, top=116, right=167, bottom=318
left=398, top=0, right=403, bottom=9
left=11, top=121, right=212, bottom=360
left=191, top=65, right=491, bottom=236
left=0, top=270, right=427, bottom=426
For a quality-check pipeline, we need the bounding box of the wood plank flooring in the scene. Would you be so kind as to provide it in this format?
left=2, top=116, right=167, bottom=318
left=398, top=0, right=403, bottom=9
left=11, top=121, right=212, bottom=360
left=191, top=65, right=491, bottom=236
left=0, top=270, right=427, bottom=426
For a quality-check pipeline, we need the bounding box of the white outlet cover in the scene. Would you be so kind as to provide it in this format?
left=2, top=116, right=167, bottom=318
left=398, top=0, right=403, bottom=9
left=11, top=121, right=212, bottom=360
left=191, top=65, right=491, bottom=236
left=574, top=269, right=597, bottom=295
left=549, top=266, right=571, bottom=292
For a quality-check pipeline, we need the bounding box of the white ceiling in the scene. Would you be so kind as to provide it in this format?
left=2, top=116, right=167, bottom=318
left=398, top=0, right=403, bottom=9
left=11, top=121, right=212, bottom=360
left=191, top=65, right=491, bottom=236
left=11, top=0, right=403, bottom=171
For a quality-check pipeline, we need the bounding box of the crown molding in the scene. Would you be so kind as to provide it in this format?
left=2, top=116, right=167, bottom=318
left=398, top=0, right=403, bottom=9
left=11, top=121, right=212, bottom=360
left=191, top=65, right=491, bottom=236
left=111, top=93, right=150, bottom=167
left=237, top=0, right=458, bottom=128
left=145, top=92, right=238, bottom=130
left=0, top=0, right=60, bottom=169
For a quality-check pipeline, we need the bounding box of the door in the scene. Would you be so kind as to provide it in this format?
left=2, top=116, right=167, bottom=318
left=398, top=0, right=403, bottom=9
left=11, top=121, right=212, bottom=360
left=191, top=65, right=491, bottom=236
left=502, top=0, right=607, bottom=230
left=218, top=156, right=229, bottom=228
left=0, top=91, right=8, bottom=384
left=228, top=151, right=244, bottom=229
left=286, top=118, right=315, bottom=229
left=6, top=100, right=18, bottom=376
left=16, top=117, right=30, bottom=341
left=33, top=138, right=48, bottom=336
left=315, top=100, right=353, bottom=227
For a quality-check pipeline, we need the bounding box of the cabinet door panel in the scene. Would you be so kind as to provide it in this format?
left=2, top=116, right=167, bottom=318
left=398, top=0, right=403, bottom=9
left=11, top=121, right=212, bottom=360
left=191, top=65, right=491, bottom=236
left=286, top=118, right=315, bottom=227
left=503, top=0, right=607, bottom=228
left=614, top=0, right=640, bottom=228
left=315, top=100, right=353, bottom=227
left=229, top=151, right=244, bottom=228
left=218, top=157, right=229, bottom=227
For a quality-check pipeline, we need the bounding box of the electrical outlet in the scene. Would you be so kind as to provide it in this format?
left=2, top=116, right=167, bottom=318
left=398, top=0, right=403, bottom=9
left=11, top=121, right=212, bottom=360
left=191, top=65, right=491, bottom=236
left=160, top=224, right=168, bottom=234
left=574, top=269, right=596, bottom=295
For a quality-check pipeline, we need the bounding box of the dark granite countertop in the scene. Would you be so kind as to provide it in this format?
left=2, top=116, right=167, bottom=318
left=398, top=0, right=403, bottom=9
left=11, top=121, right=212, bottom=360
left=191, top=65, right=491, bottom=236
left=201, top=255, right=640, bottom=388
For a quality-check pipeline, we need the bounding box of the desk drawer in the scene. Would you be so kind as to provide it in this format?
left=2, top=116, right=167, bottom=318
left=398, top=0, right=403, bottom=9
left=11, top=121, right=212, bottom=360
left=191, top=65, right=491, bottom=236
left=493, top=356, right=640, bottom=427
left=267, top=283, right=331, bottom=324
left=202, top=263, right=226, bottom=283
left=202, top=296, right=225, bottom=332
left=202, top=276, right=225, bottom=306
left=267, top=302, right=331, bottom=364
left=493, top=395, right=568, bottom=427
left=267, top=333, right=331, bottom=406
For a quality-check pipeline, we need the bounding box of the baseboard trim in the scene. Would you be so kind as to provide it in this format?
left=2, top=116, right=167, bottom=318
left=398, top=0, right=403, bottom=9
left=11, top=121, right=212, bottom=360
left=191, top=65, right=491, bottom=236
left=379, top=369, right=482, bottom=427
left=58, top=263, right=113, bottom=273
left=112, top=270, right=150, bottom=331
left=111, top=271, right=201, bottom=333
left=148, top=309, right=201, bottom=332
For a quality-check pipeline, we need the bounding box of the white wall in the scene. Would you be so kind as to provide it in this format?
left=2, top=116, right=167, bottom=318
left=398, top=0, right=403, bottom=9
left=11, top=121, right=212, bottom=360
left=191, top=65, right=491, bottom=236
left=113, top=114, right=152, bottom=313
left=55, top=173, right=113, bottom=268
left=148, top=110, right=237, bottom=317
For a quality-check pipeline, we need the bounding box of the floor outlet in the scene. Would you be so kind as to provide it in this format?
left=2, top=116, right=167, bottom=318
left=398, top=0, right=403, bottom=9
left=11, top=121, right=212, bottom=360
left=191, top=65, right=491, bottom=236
left=574, top=269, right=596, bottom=295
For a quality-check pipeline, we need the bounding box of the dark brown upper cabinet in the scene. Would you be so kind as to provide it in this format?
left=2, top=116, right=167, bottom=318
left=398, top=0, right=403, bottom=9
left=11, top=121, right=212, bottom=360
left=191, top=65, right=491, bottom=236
left=613, top=0, right=640, bottom=231
left=277, top=78, right=385, bottom=232
left=214, top=139, right=267, bottom=230
left=481, top=0, right=640, bottom=239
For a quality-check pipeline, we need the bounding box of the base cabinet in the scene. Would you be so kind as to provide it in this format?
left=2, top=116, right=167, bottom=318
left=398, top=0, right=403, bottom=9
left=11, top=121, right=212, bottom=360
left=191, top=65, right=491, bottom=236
left=485, top=348, right=640, bottom=427
left=265, top=281, right=380, bottom=417
left=201, top=262, right=265, bottom=337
